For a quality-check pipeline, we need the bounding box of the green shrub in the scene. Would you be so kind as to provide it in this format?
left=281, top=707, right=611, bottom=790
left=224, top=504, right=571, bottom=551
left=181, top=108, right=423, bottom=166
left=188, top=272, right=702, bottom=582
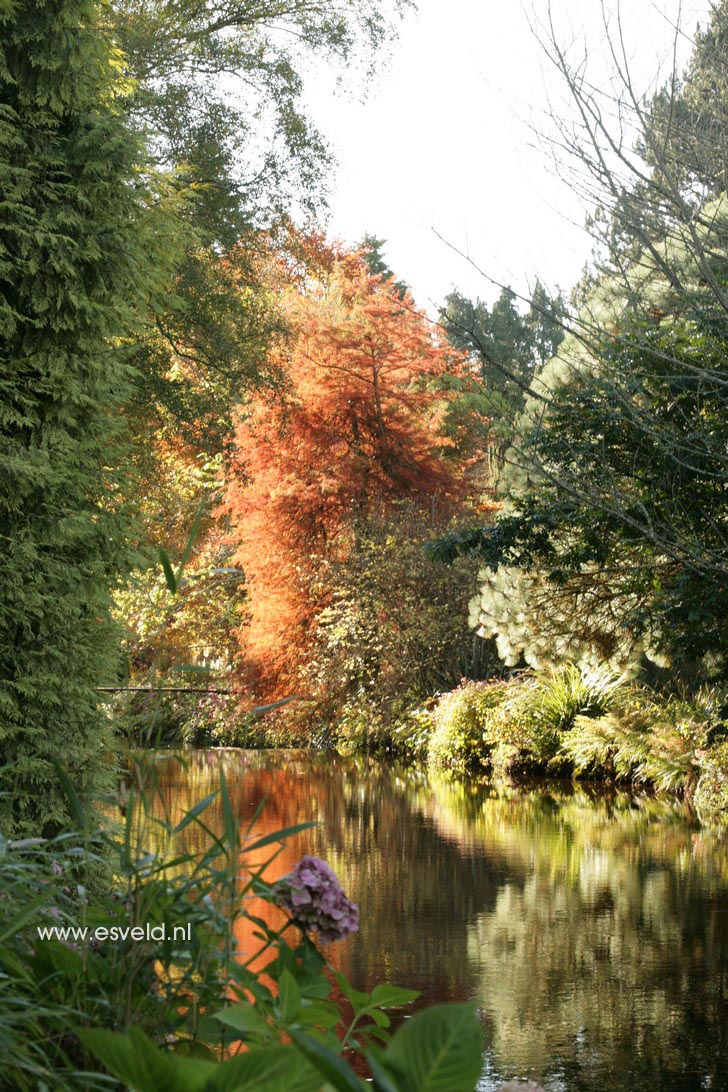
left=331, top=695, right=395, bottom=755
left=481, top=680, right=561, bottom=773
left=388, top=704, right=437, bottom=760
left=178, top=692, right=268, bottom=748
left=116, top=689, right=318, bottom=750
left=427, top=666, right=625, bottom=778
left=564, top=709, right=657, bottom=783
left=331, top=696, right=436, bottom=760
left=302, top=506, right=497, bottom=742
left=694, top=742, right=728, bottom=821
left=563, top=687, right=726, bottom=792
left=427, top=680, right=513, bottom=775
left=426, top=666, right=721, bottom=785
left=115, top=688, right=191, bottom=746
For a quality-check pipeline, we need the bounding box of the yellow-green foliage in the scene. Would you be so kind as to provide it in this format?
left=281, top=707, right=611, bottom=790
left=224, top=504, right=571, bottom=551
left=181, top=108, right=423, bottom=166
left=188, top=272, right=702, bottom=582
left=480, top=682, right=560, bottom=774
left=426, top=667, right=727, bottom=801
left=427, top=665, right=624, bottom=777
left=384, top=705, right=436, bottom=761
left=563, top=688, right=726, bottom=794
left=427, top=680, right=514, bottom=775
left=303, top=505, right=492, bottom=745
left=693, top=742, right=728, bottom=821
left=430, top=681, right=510, bottom=777
left=537, top=664, right=624, bottom=731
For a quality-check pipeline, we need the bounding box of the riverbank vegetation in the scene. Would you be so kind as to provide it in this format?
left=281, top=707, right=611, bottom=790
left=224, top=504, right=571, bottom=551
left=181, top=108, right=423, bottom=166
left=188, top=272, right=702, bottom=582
left=96, top=6, right=728, bottom=819
left=2, top=0, right=728, bottom=1080
left=0, top=0, right=491, bottom=1087
left=7, top=0, right=728, bottom=834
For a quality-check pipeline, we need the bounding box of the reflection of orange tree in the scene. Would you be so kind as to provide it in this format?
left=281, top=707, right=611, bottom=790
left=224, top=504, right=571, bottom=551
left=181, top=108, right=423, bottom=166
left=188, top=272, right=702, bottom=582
left=141, top=752, right=489, bottom=1000
left=131, top=752, right=325, bottom=992
left=140, top=750, right=728, bottom=1087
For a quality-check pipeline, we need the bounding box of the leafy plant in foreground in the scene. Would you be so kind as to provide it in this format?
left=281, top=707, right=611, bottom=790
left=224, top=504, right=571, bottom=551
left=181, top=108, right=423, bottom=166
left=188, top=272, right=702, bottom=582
left=0, top=757, right=485, bottom=1089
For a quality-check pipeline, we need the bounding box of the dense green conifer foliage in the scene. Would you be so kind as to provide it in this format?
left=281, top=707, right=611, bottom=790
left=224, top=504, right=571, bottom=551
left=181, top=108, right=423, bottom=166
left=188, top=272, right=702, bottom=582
left=0, top=0, right=159, bottom=832
left=441, top=283, right=567, bottom=469
left=433, top=6, right=728, bottom=681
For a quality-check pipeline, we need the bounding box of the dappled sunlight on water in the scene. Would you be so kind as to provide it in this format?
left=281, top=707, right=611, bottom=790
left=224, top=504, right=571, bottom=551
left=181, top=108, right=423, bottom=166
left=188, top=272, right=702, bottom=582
left=145, top=749, right=728, bottom=1092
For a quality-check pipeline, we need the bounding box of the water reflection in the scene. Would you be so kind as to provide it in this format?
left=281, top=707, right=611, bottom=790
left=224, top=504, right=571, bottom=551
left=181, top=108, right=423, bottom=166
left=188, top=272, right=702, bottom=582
left=145, top=750, right=728, bottom=1092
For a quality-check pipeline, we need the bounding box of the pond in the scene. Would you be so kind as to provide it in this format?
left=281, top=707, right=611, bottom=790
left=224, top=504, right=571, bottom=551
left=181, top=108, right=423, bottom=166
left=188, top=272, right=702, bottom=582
left=150, top=748, right=728, bottom=1091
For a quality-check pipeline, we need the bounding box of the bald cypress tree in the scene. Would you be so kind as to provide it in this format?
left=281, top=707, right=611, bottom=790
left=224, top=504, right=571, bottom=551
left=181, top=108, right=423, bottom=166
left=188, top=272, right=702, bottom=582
left=0, top=0, right=156, bottom=833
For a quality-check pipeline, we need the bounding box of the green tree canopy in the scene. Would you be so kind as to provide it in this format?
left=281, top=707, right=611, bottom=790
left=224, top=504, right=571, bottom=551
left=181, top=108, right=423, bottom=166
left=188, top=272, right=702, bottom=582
left=113, top=0, right=414, bottom=531
left=433, top=5, right=728, bottom=680
left=440, top=282, right=566, bottom=470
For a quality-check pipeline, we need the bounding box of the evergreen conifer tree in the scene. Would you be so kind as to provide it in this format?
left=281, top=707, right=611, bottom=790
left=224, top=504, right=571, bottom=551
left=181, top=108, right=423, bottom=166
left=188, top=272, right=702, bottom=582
left=0, top=0, right=157, bottom=832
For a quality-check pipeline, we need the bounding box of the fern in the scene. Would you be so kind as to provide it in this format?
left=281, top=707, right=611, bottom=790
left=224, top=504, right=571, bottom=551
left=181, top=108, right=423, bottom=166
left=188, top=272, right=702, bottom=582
left=537, top=663, right=626, bottom=733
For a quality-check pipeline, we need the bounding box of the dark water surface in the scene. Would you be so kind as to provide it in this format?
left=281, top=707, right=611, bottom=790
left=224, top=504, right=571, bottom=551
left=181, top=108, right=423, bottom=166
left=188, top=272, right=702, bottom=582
left=153, top=749, right=728, bottom=1091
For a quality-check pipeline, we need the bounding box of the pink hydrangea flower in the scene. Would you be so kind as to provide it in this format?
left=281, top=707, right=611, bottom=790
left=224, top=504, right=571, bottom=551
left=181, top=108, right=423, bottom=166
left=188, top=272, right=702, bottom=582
left=273, top=855, right=359, bottom=945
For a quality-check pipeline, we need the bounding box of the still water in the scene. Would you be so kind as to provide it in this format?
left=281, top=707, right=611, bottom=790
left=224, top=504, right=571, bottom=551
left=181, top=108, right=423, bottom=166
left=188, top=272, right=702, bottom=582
left=152, top=749, right=728, bottom=1091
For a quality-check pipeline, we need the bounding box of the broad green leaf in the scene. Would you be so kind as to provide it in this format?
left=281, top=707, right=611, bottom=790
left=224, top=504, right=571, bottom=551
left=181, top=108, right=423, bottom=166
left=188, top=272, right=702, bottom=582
left=368, top=985, right=420, bottom=1010
left=297, top=999, right=340, bottom=1030
left=299, top=975, right=331, bottom=1000
left=382, top=1004, right=484, bottom=1092
left=80, top=1027, right=215, bottom=1092
left=332, top=971, right=370, bottom=1010
left=204, top=1044, right=319, bottom=1092
left=290, top=1030, right=366, bottom=1092
left=300, top=937, right=326, bottom=978
left=365, top=1008, right=391, bottom=1029
left=278, top=968, right=302, bottom=1023
left=212, top=1001, right=274, bottom=1041
left=383, top=1003, right=483, bottom=1092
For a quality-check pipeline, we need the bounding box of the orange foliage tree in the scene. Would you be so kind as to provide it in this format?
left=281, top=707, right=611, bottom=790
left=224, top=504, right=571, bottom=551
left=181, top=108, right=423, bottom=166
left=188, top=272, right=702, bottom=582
left=224, top=244, right=474, bottom=699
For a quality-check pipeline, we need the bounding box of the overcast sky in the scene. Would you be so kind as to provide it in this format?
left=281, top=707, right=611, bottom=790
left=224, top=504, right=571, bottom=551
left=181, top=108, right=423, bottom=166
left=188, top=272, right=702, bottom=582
left=304, top=0, right=712, bottom=312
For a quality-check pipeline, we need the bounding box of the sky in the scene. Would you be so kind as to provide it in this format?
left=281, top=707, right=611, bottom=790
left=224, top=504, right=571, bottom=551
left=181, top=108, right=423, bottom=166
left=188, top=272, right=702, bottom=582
left=304, top=0, right=712, bottom=313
